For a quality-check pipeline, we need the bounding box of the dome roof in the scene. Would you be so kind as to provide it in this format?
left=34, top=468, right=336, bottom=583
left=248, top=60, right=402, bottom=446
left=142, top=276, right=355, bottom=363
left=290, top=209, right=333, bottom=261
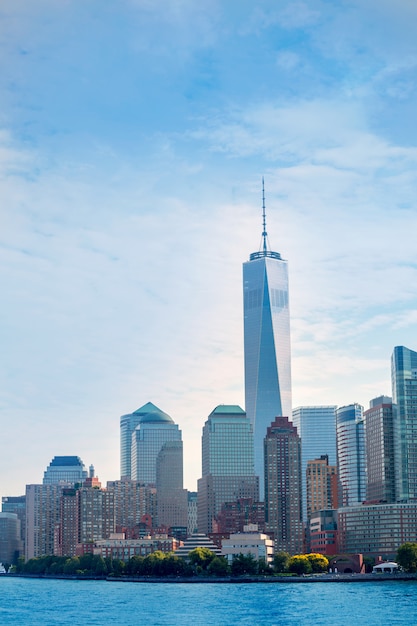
left=132, top=401, right=174, bottom=424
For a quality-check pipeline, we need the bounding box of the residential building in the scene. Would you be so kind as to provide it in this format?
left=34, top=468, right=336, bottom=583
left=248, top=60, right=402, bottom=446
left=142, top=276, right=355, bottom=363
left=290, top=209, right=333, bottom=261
left=197, top=405, right=258, bottom=534
left=92, top=532, right=181, bottom=560
left=364, top=396, right=395, bottom=503
left=338, top=502, right=417, bottom=559
left=336, top=404, right=366, bottom=507
left=221, top=525, right=274, bottom=564
left=306, top=455, right=338, bottom=520
left=391, top=346, right=417, bottom=502
left=243, top=183, right=292, bottom=494
left=130, top=402, right=182, bottom=484
left=25, top=483, right=63, bottom=559
left=107, top=477, right=157, bottom=532
left=216, top=498, right=265, bottom=535
left=264, top=416, right=303, bottom=555
left=292, top=405, right=337, bottom=522
left=308, top=509, right=338, bottom=556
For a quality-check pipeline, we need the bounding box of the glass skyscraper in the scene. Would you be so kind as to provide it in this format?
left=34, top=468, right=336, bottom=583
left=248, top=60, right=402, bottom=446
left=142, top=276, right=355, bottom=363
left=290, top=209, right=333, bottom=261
left=391, top=345, right=417, bottom=502
left=243, top=186, right=292, bottom=494
left=292, top=406, right=337, bottom=521
left=336, top=404, right=366, bottom=507
left=197, top=405, right=259, bottom=534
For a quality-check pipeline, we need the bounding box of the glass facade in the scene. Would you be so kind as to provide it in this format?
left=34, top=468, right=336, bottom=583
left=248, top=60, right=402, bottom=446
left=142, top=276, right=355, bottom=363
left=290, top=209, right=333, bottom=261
left=391, top=346, right=417, bottom=502
left=43, top=456, right=87, bottom=486
left=364, top=396, right=395, bottom=503
left=197, top=405, right=258, bottom=534
left=336, top=404, right=366, bottom=507
left=292, top=406, right=337, bottom=521
left=243, top=253, right=292, bottom=495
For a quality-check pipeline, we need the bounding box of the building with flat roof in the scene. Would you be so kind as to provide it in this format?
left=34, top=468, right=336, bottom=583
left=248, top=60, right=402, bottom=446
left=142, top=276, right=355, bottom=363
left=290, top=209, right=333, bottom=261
left=221, top=525, right=274, bottom=564
left=364, top=396, right=395, bottom=503
left=0, top=512, right=22, bottom=565
left=197, top=405, right=258, bottom=534
left=336, top=404, right=366, bottom=507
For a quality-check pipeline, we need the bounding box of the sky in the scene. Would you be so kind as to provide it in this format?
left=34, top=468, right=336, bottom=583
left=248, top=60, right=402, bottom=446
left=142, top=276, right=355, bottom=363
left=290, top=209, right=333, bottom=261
left=1, top=0, right=417, bottom=498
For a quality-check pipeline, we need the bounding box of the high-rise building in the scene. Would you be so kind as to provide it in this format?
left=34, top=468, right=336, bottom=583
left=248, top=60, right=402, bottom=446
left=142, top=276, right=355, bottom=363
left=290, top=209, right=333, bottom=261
left=197, top=405, right=259, bottom=534
left=107, top=478, right=157, bottom=532
left=391, top=346, right=417, bottom=502
left=292, top=405, right=337, bottom=521
left=336, top=404, right=366, bottom=507
left=156, top=441, right=188, bottom=530
left=2, top=496, right=26, bottom=552
left=43, top=456, right=88, bottom=485
left=120, top=407, right=144, bottom=479
left=129, top=402, right=182, bottom=485
left=243, top=184, right=292, bottom=494
left=364, top=396, right=395, bottom=503
left=264, top=416, right=303, bottom=555
left=0, top=512, right=23, bottom=565
left=306, top=455, right=338, bottom=520
left=25, top=483, right=63, bottom=559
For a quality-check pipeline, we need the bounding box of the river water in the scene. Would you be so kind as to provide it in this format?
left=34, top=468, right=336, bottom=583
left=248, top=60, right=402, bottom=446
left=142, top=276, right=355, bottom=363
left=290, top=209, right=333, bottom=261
left=1, top=576, right=417, bottom=625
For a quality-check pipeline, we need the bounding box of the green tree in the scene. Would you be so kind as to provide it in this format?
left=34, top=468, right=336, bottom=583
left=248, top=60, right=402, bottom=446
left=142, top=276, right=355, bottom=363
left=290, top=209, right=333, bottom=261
left=207, top=556, right=230, bottom=577
left=273, top=551, right=290, bottom=573
left=231, top=553, right=258, bottom=576
left=288, top=555, right=312, bottom=575
left=188, top=547, right=216, bottom=570
left=397, top=542, right=417, bottom=572
left=306, top=553, right=329, bottom=573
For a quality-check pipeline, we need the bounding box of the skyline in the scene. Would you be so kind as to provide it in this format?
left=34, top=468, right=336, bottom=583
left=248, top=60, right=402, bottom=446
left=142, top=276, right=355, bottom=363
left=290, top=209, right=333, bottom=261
left=1, top=1, right=417, bottom=498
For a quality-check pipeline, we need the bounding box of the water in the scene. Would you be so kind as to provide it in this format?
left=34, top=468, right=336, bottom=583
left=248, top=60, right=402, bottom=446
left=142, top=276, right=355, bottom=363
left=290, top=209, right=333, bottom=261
left=1, top=577, right=417, bottom=625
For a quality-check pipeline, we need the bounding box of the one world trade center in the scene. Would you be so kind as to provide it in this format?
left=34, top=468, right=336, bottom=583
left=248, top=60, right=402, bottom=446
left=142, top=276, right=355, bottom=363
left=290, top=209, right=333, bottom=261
left=243, top=182, right=292, bottom=496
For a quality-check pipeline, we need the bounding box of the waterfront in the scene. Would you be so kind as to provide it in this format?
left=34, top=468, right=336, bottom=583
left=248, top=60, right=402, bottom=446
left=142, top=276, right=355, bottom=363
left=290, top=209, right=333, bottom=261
left=1, top=577, right=417, bottom=625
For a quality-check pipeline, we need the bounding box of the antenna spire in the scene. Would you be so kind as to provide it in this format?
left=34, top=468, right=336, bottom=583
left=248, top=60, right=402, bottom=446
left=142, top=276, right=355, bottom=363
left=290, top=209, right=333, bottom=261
left=262, top=177, right=268, bottom=254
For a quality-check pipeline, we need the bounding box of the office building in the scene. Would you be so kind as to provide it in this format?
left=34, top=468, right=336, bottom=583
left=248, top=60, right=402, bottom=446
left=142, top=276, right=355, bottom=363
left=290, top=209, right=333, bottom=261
left=221, top=525, right=274, bottom=564
left=336, top=404, right=366, bottom=507
left=120, top=406, right=145, bottom=479
left=243, top=184, right=292, bottom=493
left=197, top=405, right=258, bottom=534
left=364, top=396, right=395, bottom=503
left=156, top=441, right=188, bottom=529
left=43, top=456, right=87, bottom=485
left=0, top=512, right=22, bottom=565
left=2, top=496, right=26, bottom=552
left=292, top=405, right=337, bottom=521
left=391, top=346, right=417, bottom=501
left=264, top=416, right=303, bottom=554
left=130, top=402, right=182, bottom=485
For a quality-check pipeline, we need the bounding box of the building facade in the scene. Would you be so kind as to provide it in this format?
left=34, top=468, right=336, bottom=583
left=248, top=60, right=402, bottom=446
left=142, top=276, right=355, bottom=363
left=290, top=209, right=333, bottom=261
left=43, top=456, right=88, bottom=485
left=391, top=346, right=417, bottom=502
left=107, top=478, right=157, bottom=532
left=292, top=405, right=337, bottom=522
left=243, top=187, right=292, bottom=494
left=0, top=512, right=22, bottom=565
left=130, top=403, right=182, bottom=485
left=338, top=502, right=417, bottom=559
left=264, top=416, right=303, bottom=555
left=306, top=455, right=338, bottom=521
left=156, top=441, right=188, bottom=530
left=197, top=405, right=258, bottom=534
left=308, top=509, right=338, bottom=556
left=221, top=525, right=274, bottom=564
left=364, top=396, right=395, bottom=503
left=25, top=483, right=63, bottom=559
left=336, top=404, right=366, bottom=507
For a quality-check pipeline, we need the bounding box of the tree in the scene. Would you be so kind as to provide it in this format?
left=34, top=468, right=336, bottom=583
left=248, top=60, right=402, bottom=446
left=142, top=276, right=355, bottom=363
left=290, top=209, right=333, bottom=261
left=306, top=553, right=329, bottom=573
left=207, top=556, right=230, bottom=577
left=397, top=542, right=417, bottom=572
left=231, top=553, right=258, bottom=576
left=188, top=547, right=216, bottom=571
left=288, top=555, right=312, bottom=575
left=273, top=551, right=290, bottom=573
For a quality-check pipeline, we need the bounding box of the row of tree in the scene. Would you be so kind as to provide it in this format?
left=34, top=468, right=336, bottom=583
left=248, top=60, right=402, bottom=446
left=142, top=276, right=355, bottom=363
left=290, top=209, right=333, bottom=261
left=12, top=549, right=329, bottom=578
left=12, top=543, right=417, bottom=578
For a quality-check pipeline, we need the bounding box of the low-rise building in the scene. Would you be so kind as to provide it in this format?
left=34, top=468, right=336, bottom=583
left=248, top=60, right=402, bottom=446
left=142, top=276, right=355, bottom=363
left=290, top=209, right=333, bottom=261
left=221, top=524, right=274, bottom=564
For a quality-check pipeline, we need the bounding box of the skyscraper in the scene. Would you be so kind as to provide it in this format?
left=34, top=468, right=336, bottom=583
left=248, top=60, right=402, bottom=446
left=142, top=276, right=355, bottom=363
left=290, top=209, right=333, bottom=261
left=156, top=441, right=188, bottom=530
left=43, top=456, right=88, bottom=485
left=243, top=183, right=292, bottom=494
left=264, top=416, right=303, bottom=555
left=364, top=396, right=395, bottom=503
left=336, top=404, right=366, bottom=507
left=197, top=405, right=259, bottom=534
left=391, top=346, right=417, bottom=502
left=130, top=402, right=182, bottom=485
left=292, top=405, right=337, bottom=521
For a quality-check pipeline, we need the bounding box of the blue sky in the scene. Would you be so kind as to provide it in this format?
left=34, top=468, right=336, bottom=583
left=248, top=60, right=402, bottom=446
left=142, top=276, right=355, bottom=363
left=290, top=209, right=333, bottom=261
left=1, top=0, right=417, bottom=496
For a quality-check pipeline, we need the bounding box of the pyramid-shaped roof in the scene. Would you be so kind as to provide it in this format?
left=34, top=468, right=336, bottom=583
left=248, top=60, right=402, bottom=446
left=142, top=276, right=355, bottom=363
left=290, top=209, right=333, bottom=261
left=132, top=401, right=174, bottom=424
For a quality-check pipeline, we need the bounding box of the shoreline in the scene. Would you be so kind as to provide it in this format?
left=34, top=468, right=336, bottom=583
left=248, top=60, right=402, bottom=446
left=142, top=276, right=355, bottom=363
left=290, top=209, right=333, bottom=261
left=4, top=572, right=417, bottom=584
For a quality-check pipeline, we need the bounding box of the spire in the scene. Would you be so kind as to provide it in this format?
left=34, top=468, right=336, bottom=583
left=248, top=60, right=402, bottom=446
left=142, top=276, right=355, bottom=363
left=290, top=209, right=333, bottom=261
left=249, top=177, right=282, bottom=261
left=262, top=177, right=268, bottom=254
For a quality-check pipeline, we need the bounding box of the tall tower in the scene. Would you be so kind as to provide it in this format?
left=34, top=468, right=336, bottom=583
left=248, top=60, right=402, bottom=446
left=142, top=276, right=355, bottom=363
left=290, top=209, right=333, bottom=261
left=336, top=404, right=366, bottom=507
left=243, top=181, right=292, bottom=495
left=264, top=416, right=303, bottom=555
left=391, top=346, right=417, bottom=502
left=197, top=405, right=259, bottom=534
left=364, top=396, right=395, bottom=503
